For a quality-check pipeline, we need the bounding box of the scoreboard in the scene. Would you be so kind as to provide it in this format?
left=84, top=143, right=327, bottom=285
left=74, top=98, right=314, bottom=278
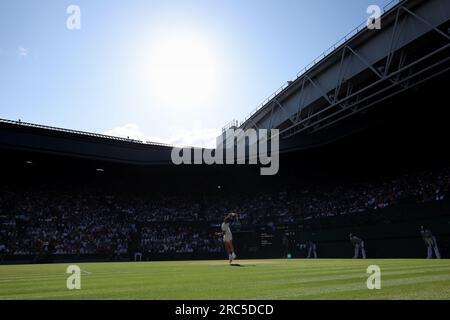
left=260, top=232, right=275, bottom=247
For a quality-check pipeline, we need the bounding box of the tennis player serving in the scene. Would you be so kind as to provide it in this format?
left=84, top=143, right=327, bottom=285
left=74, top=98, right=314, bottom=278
left=216, top=212, right=238, bottom=264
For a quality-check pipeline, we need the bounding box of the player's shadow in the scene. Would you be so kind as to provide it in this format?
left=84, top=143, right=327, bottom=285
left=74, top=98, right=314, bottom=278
left=230, top=264, right=256, bottom=267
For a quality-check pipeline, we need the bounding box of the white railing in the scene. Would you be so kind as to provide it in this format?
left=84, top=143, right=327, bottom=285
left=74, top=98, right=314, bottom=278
left=222, top=119, right=240, bottom=132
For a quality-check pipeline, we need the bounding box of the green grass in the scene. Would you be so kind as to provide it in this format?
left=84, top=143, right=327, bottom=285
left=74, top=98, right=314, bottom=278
left=0, top=259, right=450, bottom=300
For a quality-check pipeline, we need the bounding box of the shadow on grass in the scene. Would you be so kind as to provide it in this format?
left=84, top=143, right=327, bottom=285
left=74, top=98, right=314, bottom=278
left=230, top=264, right=256, bottom=267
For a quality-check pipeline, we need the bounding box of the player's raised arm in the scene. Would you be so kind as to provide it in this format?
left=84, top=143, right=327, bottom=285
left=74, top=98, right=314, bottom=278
left=225, top=212, right=238, bottom=222
left=226, top=212, right=234, bottom=219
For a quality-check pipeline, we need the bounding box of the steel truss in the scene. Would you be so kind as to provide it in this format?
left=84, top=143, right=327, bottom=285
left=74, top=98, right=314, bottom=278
left=249, top=4, right=450, bottom=141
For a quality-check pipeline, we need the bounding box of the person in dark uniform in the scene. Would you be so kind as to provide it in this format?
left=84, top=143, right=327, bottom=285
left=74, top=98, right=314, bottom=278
left=420, top=226, right=441, bottom=259
left=349, top=234, right=366, bottom=259
left=306, top=240, right=317, bottom=259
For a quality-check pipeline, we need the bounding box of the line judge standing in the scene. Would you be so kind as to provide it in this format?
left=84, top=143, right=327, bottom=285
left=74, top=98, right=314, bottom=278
left=420, top=226, right=441, bottom=259
left=349, top=233, right=366, bottom=259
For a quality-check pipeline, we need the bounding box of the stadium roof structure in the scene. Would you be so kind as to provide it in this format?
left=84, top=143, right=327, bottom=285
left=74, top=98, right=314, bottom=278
left=0, top=118, right=174, bottom=165
left=0, top=118, right=173, bottom=147
left=233, top=0, right=450, bottom=150
left=1, top=0, right=449, bottom=166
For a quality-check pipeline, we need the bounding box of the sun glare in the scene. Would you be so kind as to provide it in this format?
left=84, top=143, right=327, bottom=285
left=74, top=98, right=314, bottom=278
left=146, top=31, right=220, bottom=109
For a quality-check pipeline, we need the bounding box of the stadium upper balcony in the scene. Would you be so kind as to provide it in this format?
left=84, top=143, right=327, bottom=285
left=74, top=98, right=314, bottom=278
left=0, top=118, right=177, bottom=165
left=0, top=118, right=173, bottom=148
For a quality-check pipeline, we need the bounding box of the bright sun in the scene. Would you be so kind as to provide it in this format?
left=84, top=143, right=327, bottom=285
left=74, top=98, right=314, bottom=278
left=146, top=31, right=220, bottom=109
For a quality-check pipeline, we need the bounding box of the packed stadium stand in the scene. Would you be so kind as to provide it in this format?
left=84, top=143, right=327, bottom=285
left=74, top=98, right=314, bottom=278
left=1, top=71, right=450, bottom=261
left=1, top=0, right=449, bottom=263
left=0, top=166, right=449, bottom=261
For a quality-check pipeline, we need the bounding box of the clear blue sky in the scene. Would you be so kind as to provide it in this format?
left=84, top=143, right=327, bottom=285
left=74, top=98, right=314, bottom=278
left=0, top=0, right=394, bottom=147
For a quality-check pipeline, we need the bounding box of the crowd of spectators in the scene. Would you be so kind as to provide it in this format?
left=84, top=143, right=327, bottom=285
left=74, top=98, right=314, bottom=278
left=0, top=167, right=448, bottom=257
